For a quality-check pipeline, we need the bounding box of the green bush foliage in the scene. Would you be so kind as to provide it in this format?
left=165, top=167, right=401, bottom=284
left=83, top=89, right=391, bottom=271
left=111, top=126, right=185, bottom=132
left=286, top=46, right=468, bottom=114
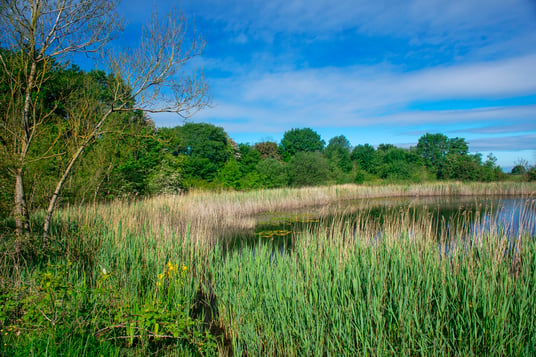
left=288, top=152, right=330, bottom=187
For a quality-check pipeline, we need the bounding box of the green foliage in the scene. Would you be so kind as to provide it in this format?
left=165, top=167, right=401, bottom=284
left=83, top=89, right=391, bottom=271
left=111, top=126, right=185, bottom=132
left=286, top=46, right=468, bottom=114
left=354, top=144, right=426, bottom=182
left=439, top=153, right=481, bottom=181
left=527, top=167, right=536, bottom=181
left=480, top=153, right=504, bottom=182
left=415, top=133, right=469, bottom=177
left=288, top=152, right=330, bottom=187
left=0, top=258, right=216, bottom=356
left=0, top=61, right=156, bottom=207
left=280, top=128, right=325, bottom=160
left=0, top=164, right=11, bottom=219
left=240, top=172, right=262, bottom=190
left=146, top=155, right=185, bottom=194
left=178, top=123, right=230, bottom=165
left=353, top=168, right=366, bottom=184
left=511, top=165, right=526, bottom=175
left=237, top=144, right=261, bottom=176
left=325, top=135, right=353, bottom=173
left=256, top=159, right=289, bottom=188
left=183, top=156, right=219, bottom=181
left=159, top=123, right=231, bottom=183
left=218, top=159, right=242, bottom=190
left=351, top=144, right=377, bottom=174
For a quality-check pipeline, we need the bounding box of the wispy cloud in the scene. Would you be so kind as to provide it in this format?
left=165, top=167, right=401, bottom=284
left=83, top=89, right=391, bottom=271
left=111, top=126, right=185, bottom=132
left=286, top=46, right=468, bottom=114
left=469, top=134, right=536, bottom=151
left=197, top=53, right=536, bottom=128
left=189, top=0, right=536, bottom=38
left=452, top=122, right=536, bottom=135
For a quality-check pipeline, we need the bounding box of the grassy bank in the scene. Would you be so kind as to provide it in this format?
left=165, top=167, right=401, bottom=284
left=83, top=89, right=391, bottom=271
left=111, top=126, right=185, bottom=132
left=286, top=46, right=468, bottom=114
left=1, top=182, right=535, bottom=355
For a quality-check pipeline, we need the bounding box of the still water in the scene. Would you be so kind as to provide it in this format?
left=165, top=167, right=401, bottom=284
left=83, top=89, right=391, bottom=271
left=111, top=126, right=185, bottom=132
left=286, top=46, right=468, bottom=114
left=231, top=196, right=536, bottom=250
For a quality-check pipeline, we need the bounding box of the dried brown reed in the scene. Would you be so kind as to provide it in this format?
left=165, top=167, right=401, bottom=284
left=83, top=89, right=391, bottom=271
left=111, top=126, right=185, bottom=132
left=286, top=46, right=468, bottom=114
left=57, top=182, right=536, bottom=253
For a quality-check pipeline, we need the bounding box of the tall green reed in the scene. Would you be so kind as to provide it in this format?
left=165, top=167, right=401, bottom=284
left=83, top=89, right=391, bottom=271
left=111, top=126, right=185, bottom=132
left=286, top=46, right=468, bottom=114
left=209, top=217, right=536, bottom=356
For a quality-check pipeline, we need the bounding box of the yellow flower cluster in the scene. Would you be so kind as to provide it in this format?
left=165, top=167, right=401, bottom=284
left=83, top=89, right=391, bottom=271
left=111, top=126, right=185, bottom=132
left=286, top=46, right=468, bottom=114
left=156, top=261, right=188, bottom=288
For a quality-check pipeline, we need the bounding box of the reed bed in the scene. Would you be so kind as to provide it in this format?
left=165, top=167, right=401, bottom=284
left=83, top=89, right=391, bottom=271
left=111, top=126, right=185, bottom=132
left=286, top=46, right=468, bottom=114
left=2, top=182, right=536, bottom=355
left=210, top=219, right=536, bottom=356
left=55, top=182, right=536, bottom=250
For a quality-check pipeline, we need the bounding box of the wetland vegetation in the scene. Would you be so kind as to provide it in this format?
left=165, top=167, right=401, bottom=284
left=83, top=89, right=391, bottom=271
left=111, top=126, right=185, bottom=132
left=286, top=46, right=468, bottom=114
left=1, top=182, right=536, bottom=355
left=2, top=3, right=536, bottom=355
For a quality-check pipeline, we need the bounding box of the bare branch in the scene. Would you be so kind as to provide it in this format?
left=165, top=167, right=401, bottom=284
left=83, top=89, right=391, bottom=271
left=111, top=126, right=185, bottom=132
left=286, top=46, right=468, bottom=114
left=108, top=8, right=211, bottom=118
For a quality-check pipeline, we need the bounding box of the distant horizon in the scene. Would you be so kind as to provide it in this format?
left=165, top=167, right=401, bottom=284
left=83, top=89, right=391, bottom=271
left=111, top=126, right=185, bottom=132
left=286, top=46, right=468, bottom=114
left=117, top=0, right=536, bottom=169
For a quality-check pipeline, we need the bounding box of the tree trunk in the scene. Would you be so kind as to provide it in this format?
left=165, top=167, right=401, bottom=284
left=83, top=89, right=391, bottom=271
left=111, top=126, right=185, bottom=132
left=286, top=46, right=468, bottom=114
left=14, top=168, right=30, bottom=239
left=13, top=57, right=37, bottom=240
left=42, top=109, right=114, bottom=243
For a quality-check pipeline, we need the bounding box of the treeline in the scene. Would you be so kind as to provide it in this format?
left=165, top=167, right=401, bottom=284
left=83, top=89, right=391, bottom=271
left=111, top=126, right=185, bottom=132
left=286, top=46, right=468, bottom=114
left=96, top=126, right=518, bottom=197
left=2, top=61, right=535, bottom=219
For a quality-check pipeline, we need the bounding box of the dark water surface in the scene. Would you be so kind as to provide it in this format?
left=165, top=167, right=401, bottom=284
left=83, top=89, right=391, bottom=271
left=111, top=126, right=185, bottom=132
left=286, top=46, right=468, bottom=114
left=232, top=196, right=536, bottom=251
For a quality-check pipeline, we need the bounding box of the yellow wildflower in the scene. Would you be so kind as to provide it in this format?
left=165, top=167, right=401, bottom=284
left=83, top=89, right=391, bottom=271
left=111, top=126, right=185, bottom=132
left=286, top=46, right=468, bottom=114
left=182, top=265, right=187, bottom=272
left=167, top=261, right=174, bottom=271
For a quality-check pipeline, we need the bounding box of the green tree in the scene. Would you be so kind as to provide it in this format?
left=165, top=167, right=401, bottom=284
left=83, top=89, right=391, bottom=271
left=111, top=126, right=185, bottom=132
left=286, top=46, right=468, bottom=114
left=237, top=143, right=261, bottom=176
left=325, top=135, right=353, bottom=173
left=375, top=145, right=425, bottom=181
left=218, top=158, right=242, bottom=190
left=280, top=128, right=325, bottom=160
left=415, top=133, right=469, bottom=178
left=480, top=153, right=503, bottom=182
left=1, top=1, right=209, bottom=241
left=0, top=0, right=120, bottom=240
left=527, top=166, right=536, bottom=181
left=351, top=144, right=377, bottom=174
left=511, top=165, right=526, bottom=175
left=174, top=123, right=231, bottom=182
left=415, top=133, right=450, bottom=170
left=511, top=159, right=528, bottom=176
left=287, top=152, right=330, bottom=187
left=146, top=154, right=184, bottom=195
left=178, top=123, right=230, bottom=164
left=256, top=159, right=288, bottom=188
left=439, top=154, right=481, bottom=181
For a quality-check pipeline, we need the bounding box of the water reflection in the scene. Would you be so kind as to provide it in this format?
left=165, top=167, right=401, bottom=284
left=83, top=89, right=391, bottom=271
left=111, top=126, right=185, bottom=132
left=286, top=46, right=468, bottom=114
left=226, top=196, right=536, bottom=252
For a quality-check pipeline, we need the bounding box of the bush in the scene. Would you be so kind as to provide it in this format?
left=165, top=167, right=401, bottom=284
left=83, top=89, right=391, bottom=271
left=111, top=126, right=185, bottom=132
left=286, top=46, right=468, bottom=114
left=287, top=152, right=330, bottom=187
left=256, top=159, right=288, bottom=188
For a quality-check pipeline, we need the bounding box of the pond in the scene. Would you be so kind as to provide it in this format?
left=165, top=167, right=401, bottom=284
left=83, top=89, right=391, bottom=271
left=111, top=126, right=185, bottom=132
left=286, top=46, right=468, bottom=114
left=227, top=196, right=536, bottom=251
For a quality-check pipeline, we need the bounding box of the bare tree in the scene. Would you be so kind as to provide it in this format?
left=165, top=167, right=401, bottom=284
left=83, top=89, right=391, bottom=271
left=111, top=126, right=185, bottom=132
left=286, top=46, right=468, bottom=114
left=0, top=1, right=209, bottom=243
left=1, top=0, right=120, bottom=241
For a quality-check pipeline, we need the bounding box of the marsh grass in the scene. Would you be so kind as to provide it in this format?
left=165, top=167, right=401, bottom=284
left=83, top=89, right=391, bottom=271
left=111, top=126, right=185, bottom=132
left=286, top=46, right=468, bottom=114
left=1, top=182, right=535, bottom=355
left=50, top=182, right=536, bottom=250
left=211, top=213, right=536, bottom=355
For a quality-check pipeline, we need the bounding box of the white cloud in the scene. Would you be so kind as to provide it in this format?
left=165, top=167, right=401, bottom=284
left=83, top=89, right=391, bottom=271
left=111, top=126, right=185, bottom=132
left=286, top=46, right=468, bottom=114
left=206, top=53, right=536, bottom=119
left=188, top=0, right=536, bottom=41
left=469, top=134, right=536, bottom=151
left=182, top=53, right=536, bottom=144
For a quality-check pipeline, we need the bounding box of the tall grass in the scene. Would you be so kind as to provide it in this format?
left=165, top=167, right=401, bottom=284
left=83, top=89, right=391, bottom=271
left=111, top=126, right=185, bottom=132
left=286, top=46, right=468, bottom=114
left=53, top=181, right=536, bottom=249
left=1, top=182, right=535, bottom=355
left=210, top=218, right=536, bottom=355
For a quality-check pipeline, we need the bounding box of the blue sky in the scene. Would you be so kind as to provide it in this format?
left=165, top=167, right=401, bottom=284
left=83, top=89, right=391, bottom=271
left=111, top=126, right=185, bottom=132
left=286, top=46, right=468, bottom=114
left=117, top=0, right=536, bottom=169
